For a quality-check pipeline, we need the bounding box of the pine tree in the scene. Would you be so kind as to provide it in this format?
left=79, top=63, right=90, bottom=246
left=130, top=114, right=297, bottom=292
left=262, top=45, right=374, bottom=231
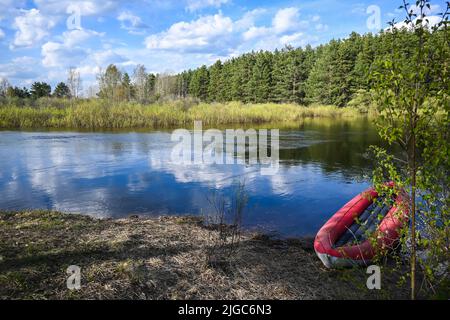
left=230, top=54, right=255, bottom=102
left=121, top=72, right=133, bottom=101
left=249, top=51, right=273, bottom=103
left=334, top=32, right=362, bottom=106
left=30, top=82, right=52, bottom=99
left=53, top=82, right=71, bottom=98
left=218, top=61, right=232, bottom=102
left=306, top=42, right=338, bottom=105
left=354, top=33, right=375, bottom=90
left=207, top=60, right=223, bottom=102
left=189, top=65, right=209, bottom=100
left=272, top=48, right=290, bottom=103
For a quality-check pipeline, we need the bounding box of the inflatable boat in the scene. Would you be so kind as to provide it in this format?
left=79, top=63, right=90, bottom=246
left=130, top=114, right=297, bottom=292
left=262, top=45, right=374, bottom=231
left=314, top=184, right=409, bottom=268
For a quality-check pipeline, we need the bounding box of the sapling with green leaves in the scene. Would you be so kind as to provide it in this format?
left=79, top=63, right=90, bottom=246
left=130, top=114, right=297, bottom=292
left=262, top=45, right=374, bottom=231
left=370, top=0, right=449, bottom=299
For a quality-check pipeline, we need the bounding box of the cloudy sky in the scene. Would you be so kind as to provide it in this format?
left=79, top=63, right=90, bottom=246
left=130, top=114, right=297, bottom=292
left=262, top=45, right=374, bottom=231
left=0, top=0, right=446, bottom=90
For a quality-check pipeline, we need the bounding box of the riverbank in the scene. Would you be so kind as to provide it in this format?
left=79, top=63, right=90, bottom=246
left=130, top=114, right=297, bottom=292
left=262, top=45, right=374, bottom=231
left=0, top=210, right=409, bottom=300
left=0, top=100, right=367, bottom=129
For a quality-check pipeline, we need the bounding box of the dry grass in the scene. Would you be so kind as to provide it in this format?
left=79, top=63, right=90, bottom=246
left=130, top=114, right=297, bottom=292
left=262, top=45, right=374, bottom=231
left=0, top=99, right=364, bottom=129
left=0, top=210, right=409, bottom=300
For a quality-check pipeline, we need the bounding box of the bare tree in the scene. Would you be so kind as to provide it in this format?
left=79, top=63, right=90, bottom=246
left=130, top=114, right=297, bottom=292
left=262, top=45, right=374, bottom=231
left=86, top=85, right=98, bottom=98
left=0, top=77, right=10, bottom=97
left=133, top=64, right=148, bottom=103
left=67, top=67, right=82, bottom=98
left=155, top=72, right=177, bottom=100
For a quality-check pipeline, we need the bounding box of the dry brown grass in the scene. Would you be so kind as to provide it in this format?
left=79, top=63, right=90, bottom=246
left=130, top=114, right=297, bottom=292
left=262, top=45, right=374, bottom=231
left=0, top=210, right=409, bottom=300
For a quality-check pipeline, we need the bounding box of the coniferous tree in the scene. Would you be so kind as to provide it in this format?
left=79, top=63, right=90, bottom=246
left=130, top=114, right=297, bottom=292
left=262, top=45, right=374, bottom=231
left=306, top=42, right=339, bottom=105
left=121, top=73, right=133, bottom=101
left=189, top=65, right=209, bottom=100
left=6, top=86, right=30, bottom=99
left=30, top=82, right=51, bottom=99
left=272, top=48, right=290, bottom=103
left=333, top=32, right=362, bottom=106
left=207, top=60, right=223, bottom=102
left=53, top=82, right=71, bottom=98
left=249, top=51, right=273, bottom=103
left=354, top=33, right=376, bottom=90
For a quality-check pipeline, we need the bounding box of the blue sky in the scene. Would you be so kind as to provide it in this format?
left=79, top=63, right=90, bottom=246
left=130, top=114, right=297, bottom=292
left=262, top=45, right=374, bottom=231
left=0, top=0, right=446, bottom=91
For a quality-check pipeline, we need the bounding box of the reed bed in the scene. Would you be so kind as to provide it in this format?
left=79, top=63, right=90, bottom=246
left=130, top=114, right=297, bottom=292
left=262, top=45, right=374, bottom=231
left=0, top=99, right=364, bottom=129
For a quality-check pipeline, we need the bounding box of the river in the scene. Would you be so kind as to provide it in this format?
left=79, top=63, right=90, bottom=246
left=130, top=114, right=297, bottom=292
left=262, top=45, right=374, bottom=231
left=0, top=117, right=382, bottom=237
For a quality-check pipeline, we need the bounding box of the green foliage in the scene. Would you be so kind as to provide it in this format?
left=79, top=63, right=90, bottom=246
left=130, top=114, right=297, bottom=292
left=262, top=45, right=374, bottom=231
left=6, top=86, right=30, bottom=99
left=53, top=82, right=71, bottom=98
left=30, top=82, right=51, bottom=99
left=207, top=60, right=223, bottom=102
left=189, top=65, right=209, bottom=100
left=97, top=64, right=122, bottom=101
left=121, top=72, right=133, bottom=101
left=249, top=51, right=273, bottom=103
left=347, top=89, right=375, bottom=113
left=370, top=0, right=449, bottom=299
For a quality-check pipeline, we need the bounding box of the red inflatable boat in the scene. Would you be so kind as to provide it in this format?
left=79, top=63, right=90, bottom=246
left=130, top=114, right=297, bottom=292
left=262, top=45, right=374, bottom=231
left=314, top=184, right=409, bottom=268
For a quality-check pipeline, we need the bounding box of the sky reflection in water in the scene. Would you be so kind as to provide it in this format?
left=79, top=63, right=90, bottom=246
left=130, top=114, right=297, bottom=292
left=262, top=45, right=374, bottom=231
left=0, top=118, right=380, bottom=237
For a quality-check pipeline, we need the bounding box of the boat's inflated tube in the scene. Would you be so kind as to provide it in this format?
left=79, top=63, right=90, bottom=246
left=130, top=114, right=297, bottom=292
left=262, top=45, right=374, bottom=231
left=314, top=184, right=409, bottom=268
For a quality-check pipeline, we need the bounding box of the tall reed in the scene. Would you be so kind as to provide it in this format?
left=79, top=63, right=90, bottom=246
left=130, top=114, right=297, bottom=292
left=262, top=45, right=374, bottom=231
left=0, top=99, right=365, bottom=129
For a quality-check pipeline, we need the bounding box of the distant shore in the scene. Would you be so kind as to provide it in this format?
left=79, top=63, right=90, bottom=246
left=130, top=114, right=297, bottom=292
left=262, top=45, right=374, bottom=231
left=0, top=210, right=408, bottom=300
left=0, top=99, right=370, bottom=130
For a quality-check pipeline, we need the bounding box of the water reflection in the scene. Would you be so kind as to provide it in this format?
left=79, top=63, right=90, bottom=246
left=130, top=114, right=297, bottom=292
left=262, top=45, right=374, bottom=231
left=0, top=118, right=381, bottom=236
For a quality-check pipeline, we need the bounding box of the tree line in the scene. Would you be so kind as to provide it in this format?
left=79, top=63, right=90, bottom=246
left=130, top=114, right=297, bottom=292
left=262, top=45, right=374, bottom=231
left=0, top=28, right=446, bottom=108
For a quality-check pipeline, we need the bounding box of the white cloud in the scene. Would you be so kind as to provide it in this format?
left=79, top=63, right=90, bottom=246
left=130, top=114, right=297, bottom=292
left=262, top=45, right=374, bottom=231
left=388, top=15, right=443, bottom=31
left=0, top=56, right=41, bottom=82
left=407, top=4, right=441, bottom=16
left=33, top=0, right=120, bottom=16
left=145, top=13, right=233, bottom=52
left=235, top=8, right=267, bottom=30
left=0, top=28, right=5, bottom=40
left=42, top=29, right=104, bottom=67
left=144, top=7, right=323, bottom=57
left=11, top=9, right=57, bottom=48
left=91, top=49, right=127, bottom=66
left=0, top=0, right=26, bottom=21
left=63, top=29, right=104, bottom=47
left=390, top=3, right=441, bottom=24
left=117, top=11, right=148, bottom=34
left=243, top=26, right=270, bottom=41
left=272, top=7, right=302, bottom=34
left=42, top=41, right=87, bottom=68
left=315, top=23, right=328, bottom=32
left=280, top=32, right=304, bottom=45
left=186, top=0, right=230, bottom=12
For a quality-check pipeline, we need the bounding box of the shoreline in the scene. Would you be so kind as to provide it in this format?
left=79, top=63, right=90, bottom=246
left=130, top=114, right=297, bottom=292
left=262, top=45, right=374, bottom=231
left=0, top=210, right=409, bottom=300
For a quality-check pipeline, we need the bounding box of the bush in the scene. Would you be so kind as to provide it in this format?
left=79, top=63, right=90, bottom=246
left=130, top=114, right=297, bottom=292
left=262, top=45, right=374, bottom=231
left=347, top=89, right=375, bottom=114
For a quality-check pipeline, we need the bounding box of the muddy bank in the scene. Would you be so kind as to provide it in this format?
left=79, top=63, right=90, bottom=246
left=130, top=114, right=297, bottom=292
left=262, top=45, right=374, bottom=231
left=0, top=210, right=409, bottom=299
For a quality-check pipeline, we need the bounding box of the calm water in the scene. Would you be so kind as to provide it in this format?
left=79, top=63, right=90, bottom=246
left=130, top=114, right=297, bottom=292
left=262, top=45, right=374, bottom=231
left=0, top=118, right=382, bottom=237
